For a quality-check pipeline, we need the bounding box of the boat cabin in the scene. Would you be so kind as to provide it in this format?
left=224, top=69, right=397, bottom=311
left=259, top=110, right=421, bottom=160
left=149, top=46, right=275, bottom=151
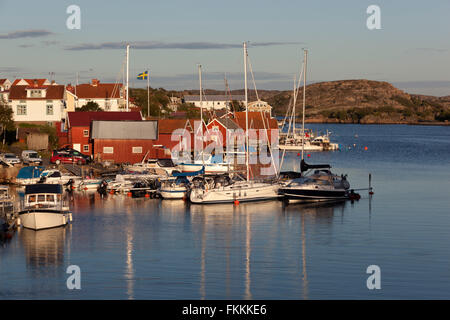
left=24, top=184, right=63, bottom=208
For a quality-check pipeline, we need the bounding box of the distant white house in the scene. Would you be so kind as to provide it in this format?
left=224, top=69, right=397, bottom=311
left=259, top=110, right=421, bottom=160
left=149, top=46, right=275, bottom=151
left=247, top=100, right=272, bottom=116
left=66, top=79, right=125, bottom=112
left=183, top=94, right=245, bottom=111
left=8, top=80, right=66, bottom=125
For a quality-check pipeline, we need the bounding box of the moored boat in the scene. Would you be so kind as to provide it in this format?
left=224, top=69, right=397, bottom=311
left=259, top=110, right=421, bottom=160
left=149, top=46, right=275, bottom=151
left=18, top=184, right=72, bottom=230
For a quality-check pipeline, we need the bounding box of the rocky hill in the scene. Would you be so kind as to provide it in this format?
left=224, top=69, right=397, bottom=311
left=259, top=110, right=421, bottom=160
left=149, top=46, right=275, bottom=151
left=136, top=80, right=450, bottom=124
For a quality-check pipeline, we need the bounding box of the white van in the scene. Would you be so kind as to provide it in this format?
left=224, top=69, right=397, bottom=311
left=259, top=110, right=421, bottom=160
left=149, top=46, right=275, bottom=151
left=21, top=150, right=43, bottom=165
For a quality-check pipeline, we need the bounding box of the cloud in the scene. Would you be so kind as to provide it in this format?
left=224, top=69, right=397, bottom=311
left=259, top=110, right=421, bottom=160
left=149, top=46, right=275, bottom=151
left=65, top=41, right=301, bottom=51
left=42, top=40, right=60, bottom=46
left=0, top=29, right=54, bottom=39
left=18, top=44, right=35, bottom=48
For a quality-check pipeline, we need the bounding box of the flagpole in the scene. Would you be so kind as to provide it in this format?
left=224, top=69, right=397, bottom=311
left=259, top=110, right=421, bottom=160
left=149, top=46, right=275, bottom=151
left=147, top=70, right=150, bottom=119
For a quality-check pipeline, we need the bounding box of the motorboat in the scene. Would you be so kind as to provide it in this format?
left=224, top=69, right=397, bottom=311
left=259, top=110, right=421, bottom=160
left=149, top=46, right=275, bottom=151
left=18, top=184, right=72, bottom=230
left=278, top=159, right=350, bottom=202
left=126, top=158, right=178, bottom=175
left=158, top=176, right=189, bottom=199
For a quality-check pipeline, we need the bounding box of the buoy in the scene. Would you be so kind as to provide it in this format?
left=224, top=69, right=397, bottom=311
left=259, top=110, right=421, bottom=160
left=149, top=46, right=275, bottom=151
left=127, top=192, right=132, bottom=197
left=84, top=187, right=88, bottom=191
left=297, top=153, right=300, bottom=156
left=364, top=146, right=368, bottom=151
left=72, top=186, right=76, bottom=190
left=307, top=154, right=311, bottom=157
left=109, top=190, right=115, bottom=195
left=145, top=193, right=150, bottom=198
left=234, top=200, right=239, bottom=205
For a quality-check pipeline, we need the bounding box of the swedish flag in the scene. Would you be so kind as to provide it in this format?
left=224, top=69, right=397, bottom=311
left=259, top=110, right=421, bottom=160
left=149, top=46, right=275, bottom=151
left=137, top=71, right=149, bottom=80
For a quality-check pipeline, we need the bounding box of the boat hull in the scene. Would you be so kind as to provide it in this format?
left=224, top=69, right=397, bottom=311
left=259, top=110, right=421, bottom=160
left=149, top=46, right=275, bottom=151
left=190, top=182, right=280, bottom=204
left=18, top=209, right=72, bottom=230
left=279, top=187, right=348, bottom=202
left=159, top=187, right=187, bottom=199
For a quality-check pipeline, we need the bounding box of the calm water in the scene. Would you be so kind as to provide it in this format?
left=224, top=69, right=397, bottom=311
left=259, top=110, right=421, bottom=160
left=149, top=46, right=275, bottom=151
left=1, top=124, right=450, bottom=299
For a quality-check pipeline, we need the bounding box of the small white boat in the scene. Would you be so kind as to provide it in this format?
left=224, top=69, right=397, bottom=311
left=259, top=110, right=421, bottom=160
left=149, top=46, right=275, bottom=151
left=18, top=184, right=72, bottom=230
left=159, top=177, right=189, bottom=199
left=77, top=178, right=103, bottom=191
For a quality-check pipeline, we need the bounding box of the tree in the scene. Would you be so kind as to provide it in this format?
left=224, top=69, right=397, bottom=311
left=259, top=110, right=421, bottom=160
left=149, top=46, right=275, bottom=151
left=76, top=101, right=101, bottom=112
left=0, top=99, right=15, bottom=145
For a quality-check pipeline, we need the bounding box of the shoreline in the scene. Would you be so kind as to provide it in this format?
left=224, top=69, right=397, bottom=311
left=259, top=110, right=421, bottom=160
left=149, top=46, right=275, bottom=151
left=282, top=119, right=450, bottom=127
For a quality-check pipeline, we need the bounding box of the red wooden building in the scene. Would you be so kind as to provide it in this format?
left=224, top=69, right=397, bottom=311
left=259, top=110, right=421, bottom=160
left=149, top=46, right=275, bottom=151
left=66, top=111, right=142, bottom=156
left=91, top=120, right=158, bottom=163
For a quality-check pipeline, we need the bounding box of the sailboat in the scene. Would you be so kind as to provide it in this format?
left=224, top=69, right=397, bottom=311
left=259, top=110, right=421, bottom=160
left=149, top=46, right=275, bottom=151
left=279, top=50, right=350, bottom=202
left=177, top=64, right=234, bottom=174
left=279, top=52, right=338, bottom=152
left=189, top=42, right=280, bottom=204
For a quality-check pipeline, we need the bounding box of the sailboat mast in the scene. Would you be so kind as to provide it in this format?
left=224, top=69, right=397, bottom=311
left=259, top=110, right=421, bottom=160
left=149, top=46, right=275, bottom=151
left=199, top=64, right=204, bottom=165
left=244, top=42, right=249, bottom=182
left=301, top=49, right=307, bottom=160
left=126, top=44, right=130, bottom=112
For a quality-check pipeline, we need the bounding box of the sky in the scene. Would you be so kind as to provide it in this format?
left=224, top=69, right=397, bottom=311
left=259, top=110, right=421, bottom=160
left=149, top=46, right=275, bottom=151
left=1, top=0, right=450, bottom=96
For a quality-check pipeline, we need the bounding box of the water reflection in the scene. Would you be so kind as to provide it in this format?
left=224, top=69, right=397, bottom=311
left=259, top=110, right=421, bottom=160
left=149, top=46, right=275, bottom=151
left=19, top=225, right=70, bottom=276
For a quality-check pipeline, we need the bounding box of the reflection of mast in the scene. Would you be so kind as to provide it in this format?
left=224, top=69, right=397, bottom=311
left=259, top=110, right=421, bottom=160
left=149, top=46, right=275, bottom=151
left=244, top=212, right=252, bottom=299
left=125, top=211, right=134, bottom=299
left=200, top=219, right=206, bottom=299
left=301, top=213, right=308, bottom=299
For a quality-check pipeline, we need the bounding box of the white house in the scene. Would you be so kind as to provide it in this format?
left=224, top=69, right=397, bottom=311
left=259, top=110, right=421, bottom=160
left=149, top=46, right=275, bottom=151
left=8, top=83, right=66, bottom=125
left=0, top=79, right=12, bottom=102
left=247, top=100, right=272, bottom=116
left=183, top=94, right=245, bottom=111
left=66, top=79, right=125, bottom=111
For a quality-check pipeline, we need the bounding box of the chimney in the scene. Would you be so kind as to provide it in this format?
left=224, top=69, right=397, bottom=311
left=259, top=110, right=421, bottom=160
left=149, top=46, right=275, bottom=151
left=92, top=79, right=99, bottom=86
left=33, top=79, right=38, bottom=87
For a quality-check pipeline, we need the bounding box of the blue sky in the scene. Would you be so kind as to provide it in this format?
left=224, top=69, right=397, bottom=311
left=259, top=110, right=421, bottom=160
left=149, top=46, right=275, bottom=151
left=1, top=0, right=450, bottom=95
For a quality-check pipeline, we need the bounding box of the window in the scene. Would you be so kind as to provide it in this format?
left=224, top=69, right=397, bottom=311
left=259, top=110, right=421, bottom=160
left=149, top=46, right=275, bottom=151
left=83, top=129, right=89, bottom=137
left=103, top=147, right=113, bottom=154
left=212, top=126, right=219, bottom=132
left=132, top=146, right=142, bottom=154
left=83, top=145, right=89, bottom=152
left=17, top=105, right=27, bottom=115
left=46, top=195, right=55, bottom=202
left=46, top=104, right=53, bottom=115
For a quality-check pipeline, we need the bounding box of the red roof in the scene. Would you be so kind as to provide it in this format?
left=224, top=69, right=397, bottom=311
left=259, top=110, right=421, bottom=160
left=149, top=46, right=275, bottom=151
left=8, top=85, right=65, bottom=100
left=233, top=112, right=278, bottom=130
left=0, top=79, right=9, bottom=85
left=158, top=119, right=201, bottom=134
left=12, top=79, right=49, bottom=86
left=68, top=83, right=123, bottom=99
left=67, top=111, right=142, bottom=127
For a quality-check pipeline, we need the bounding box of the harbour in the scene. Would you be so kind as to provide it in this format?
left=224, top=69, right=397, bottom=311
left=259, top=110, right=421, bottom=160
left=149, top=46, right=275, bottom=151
left=1, top=123, right=450, bottom=299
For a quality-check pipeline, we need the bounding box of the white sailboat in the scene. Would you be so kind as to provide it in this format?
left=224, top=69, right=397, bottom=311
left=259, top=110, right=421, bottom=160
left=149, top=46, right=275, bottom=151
left=279, top=51, right=338, bottom=152
left=190, top=42, right=280, bottom=204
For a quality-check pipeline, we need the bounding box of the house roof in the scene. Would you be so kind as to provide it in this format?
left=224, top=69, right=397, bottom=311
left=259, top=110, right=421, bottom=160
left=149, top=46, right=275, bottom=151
left=0, top=79, right=10, bottom=85
left=68, top=83, right=123, bottom=99
left=91, top=120, right=158, bottom=140
left=67, top=111, right=142, bottom=127
left=8, top=85, right=65, bottom=100
left=208, top=117, right=241, bottom=130
left=233, top=112, right=278, bottom=130
left=12, top=79, right=50, bottom=86
left=184, top=95, right=245, bottom=102
left=158, top=119, right=200, bottom=134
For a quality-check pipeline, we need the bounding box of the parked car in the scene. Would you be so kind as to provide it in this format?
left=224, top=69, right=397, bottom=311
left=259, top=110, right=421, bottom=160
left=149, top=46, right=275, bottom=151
left=0, top=153, right=21, bottom=166
left=21, top=150, right=43, bottom=165
left=50, top=150, right=87, bottom=165
left=56, top=147, right=91, bottom=163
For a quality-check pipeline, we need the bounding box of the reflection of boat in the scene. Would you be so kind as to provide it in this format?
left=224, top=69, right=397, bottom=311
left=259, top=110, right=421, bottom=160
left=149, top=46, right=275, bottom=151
left=20, top=226, right=68, bottom=269
left=18, top=184, right=72, bottom=230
